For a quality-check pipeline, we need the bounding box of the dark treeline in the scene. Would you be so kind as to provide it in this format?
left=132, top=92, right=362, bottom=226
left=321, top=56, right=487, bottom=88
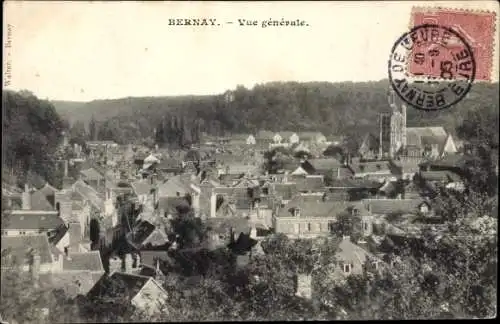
left=2, top=90, right=67, bottom=187
left=53, top=81, right=499, bottom=147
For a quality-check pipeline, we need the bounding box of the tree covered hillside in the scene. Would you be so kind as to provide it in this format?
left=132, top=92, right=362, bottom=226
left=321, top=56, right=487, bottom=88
left=52, top=80, right=499, bottom=145
left=3, top=90, right=67, bottom=187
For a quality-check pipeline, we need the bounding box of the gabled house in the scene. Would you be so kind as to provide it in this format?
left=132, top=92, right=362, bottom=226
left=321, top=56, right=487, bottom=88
left=86, top=272, right=168, bottom=315
left=273, top=195, right=349, bottom=238
left=330, top=236, right=384, bottom=281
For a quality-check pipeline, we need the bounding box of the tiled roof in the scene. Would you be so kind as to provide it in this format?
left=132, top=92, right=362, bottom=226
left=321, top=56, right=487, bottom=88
left=272, top=183, right=298, bottom=200
left=1, top=234, right=53, bottom=264
left=420, top=171, right=461, bottom=182
left=406, top=127, right=447, bottom=145
left=87, top=272, right=151, bottom=299
left=63, top=251, right=104, bottom=272
left=349, top=161, right=392, bottom=174
left=420, top=154, right=476, bottom=169
left=291, top=175, right=325, bottom=192
left=336, top=238, right=375, bottom=264
left=30, top=190, right=55, bottom=211
left=39, top=270, right=97, bottom=298
left=327, top=178, right=382, bottom=189
left=277, top=195, right=351, bottom=218
left=362, top=198, right=426, bottom=215
left=4, top=210, right=64, bottom=230
left=307, top=158, right=343, bottom=172
left=390, top=159, right=421, bottom=174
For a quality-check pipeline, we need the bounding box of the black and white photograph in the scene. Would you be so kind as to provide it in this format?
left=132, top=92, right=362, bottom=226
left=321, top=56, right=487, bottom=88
left=1, top=1, right=498, bottom=322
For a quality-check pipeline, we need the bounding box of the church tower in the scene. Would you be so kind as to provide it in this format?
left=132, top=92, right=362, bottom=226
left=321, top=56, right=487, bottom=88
left=383, top=89, right=407, bottom=158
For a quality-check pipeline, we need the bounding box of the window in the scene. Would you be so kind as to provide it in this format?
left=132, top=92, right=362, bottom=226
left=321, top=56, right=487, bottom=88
left=307, top=223, right=312, bottom=232
left=262, top=188, right=269, bottom=195
left=363, top=222, right=368, bottom=230
left=343, top=263, right=352, bottom=273
left=353, top=208, right=359, bottom=216
left=20, top=231, right=26, bottom=235
left=294, top=208, right=301, bottom=217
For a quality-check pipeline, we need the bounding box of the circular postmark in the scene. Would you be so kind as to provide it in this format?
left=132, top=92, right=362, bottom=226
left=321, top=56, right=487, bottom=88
left=388, top=24, right=476, bottom=111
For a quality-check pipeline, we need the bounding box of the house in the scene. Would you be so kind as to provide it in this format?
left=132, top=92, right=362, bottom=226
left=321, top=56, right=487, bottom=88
left=273, top=195, right=349, bottom=238
left=417, top=170, right=464, bottom=191
left=86, top=272, right=168, bottom=315
left=1, top=234, right=55, bottom=274
left=348, top=160, right=394, bottom=182
left=362, top=198, right=431, bottom=217
left=299, top=132, right=327, bottom=145
left=405, top=127, right=458, bottom=158
left=326, top=178, right=382, bottom=201
left=301, top=158, right=344, bottom=177
left=37, top=251, right=106, bottom=297
left=331, top=236, right=383, bottom=281
left=205, top=217, right=259, bottom=249
left=2, top=209, right=65, bottom=237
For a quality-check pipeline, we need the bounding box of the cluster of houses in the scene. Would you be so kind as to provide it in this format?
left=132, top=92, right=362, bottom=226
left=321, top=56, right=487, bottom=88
left=1, top=117, right=476, bottom=317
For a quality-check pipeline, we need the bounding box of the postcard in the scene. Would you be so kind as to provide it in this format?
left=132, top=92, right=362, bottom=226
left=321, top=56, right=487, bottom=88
left=2, top=1, right=499, bottom=322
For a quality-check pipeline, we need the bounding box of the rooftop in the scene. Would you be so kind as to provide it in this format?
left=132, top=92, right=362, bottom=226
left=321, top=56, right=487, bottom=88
left=63, top=251, right=104, bottom=272
left=1, top=234, right=53, bottom=264
left=4, top=210, right=64, bottom=230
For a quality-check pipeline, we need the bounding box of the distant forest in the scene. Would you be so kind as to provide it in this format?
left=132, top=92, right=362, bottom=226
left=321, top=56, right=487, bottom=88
left=53, top=80, right=499, bottom=148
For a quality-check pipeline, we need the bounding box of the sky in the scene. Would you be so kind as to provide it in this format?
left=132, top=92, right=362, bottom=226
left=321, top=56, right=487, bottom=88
left=3, top=1, right=499, bottom=101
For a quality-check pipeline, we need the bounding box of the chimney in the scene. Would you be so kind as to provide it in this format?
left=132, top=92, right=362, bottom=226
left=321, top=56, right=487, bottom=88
left=64, top=160, right=69, bottom=177
left=30, top=252, right=41, bottom=288
left=22, top=184, right=31, bottom=210
left=210, top=191, right=217, bottom=218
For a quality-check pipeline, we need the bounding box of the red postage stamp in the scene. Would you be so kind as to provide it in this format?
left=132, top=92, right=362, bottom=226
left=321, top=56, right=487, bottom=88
left=408, top=7, right=496, bottom=81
